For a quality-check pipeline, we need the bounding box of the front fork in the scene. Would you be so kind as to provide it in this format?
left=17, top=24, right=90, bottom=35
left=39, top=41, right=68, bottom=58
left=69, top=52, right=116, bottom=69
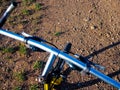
left=38, top=43, right=72, bottom=89
left=38, top=53, right=63, bottom=90
left=38, top=53, right=56, bottom=83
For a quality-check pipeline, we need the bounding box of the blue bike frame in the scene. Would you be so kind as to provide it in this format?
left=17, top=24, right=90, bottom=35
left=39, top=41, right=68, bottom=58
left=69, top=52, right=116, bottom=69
left=0, top=2, right=120, bottom=89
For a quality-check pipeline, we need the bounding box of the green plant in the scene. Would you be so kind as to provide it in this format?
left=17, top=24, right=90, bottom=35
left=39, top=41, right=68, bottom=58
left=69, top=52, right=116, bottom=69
left=35, top=3, right=42, bottom=10
left=19, top=44, right=27, bottom=55
left=23, top=0, right=35, bottom=5
left=21, top=20, right=28, bottom=24
left=5, top=56, right=12, bottom=59
left=22, top=0, right=28, bottom=4
left=13, top=86, right=22, bottom=90
left=22, top=9, right=30, bottom=15
left=33, top=61, right=43, bottom=70
left=29, top=84, right=38, bottom=90
left=5, top=67, right=11, bottom=73
left=7, top=16, right=15, bottom=25
left=14, top=71, right=26, bottom=82
left=54, top=32, right=62, bottom=36
left=2, top=47, right=15, bottom=53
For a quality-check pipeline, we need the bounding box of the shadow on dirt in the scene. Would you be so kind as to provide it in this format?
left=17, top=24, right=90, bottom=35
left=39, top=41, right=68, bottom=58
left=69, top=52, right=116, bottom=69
left=60, top=69, right=120, bottom=89
left=85, top=41, right=120, bottom=59
left=59, top=41, right=120, bottom=89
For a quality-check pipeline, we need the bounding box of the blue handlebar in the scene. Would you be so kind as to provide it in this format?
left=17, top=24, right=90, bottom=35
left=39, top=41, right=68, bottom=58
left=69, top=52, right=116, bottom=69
left=0, top=29, right=120, bottom=89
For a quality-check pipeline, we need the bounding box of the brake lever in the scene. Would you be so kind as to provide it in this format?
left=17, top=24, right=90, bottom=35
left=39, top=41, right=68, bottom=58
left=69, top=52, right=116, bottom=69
left=93, top=64, right=105, bottom=71
left=74, top=54, right=105, bottom=74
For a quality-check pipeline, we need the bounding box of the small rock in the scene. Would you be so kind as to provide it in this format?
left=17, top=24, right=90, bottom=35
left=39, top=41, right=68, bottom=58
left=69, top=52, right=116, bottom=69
left=65, top=19, right=69, bottom=22
left=105, top=72, right=109, bottom=75
left=95, top=84, right=98, bottom=86
left=89, top=10, right=93, bottom=13
left=105, top=33, right=110, bottom=38
left=2, top=67, right=6, bottom=72
left=83, top=17, right=91, bottom=22
left=71, top=81, right=74, bottom=83
left=114, top=76, right=118, bottom=81
left=0, top=61, right=3, bottom=65
left=58, top=22, right=60, bottom=25
left=111, top=37, right=115, bottom=40
left=73, top=27, right=77, bottom=31
left=90, top=25, right=97, bottom=30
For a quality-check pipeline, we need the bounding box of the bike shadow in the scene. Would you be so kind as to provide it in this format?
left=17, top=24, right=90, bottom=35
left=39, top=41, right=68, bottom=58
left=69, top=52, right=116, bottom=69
left=60, top=41, right=120, bottom=89
left=61, top=69, right=120, bottom=89
left=85, top=41, right=120, bottom=59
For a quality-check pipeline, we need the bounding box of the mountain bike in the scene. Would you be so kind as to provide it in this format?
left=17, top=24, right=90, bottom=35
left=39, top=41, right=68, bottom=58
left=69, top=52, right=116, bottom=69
left=0, top=2, right=120, bottom=90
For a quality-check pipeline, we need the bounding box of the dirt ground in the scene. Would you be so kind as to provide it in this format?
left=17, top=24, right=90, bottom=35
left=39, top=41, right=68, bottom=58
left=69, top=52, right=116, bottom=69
left=0, top=0, right=120, bottom=90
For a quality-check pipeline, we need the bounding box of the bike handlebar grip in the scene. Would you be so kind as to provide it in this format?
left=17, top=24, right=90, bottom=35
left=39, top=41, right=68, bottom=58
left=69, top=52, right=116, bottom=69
left=0, top=2, right=17, bottom=27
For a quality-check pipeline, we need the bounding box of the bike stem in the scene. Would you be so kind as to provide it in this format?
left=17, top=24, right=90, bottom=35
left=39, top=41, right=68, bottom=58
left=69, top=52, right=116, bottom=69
left=42, top=53, right=56, bottom=78
left=0, top=29, right=120, bottom=89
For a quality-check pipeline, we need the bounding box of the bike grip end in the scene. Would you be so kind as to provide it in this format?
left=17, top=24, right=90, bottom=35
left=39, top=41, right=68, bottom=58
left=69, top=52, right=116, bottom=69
left=11, top=1, right=18, bottom=7
left=7, top=2, right=17, bottom=12
left=64, top=42, right=72, bottom=53
left=0, top=2, right=17, bottom=27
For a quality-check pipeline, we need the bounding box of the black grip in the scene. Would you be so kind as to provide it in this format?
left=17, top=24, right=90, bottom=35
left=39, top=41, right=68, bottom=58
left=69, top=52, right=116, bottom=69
left=0, top=2, right=17, bottom=27
left=63, top=43, right=72, bottom=53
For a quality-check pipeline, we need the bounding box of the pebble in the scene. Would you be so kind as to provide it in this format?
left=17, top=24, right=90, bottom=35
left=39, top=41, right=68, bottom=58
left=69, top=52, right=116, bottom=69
left=57, top=22, right=60, bottom=25
left=90, top=25, right=97, bottom=30
left=111, top=37, right=115, bottom=40
left=95, top=84, right=98, bottom=86
left=114, top=76, right=118, bottom=81
left=105, top=33, right=110, bottom=38
left=89, top=10, right=93, bottom=13
left=83, top=17, right=91, bottom=22
left=71, top=81, right=74, bottom=83
left=73, top=27, right=77, bottom=31
left=0, top=61, right=3, bottom=65
left=2, top=67, right=5, bottom=72
left=105, top=72, right=109, bottom=75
